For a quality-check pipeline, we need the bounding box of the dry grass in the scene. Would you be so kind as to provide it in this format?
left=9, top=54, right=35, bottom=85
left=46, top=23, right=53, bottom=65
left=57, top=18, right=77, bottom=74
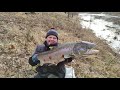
left=0, top=12, right=120, bottom=78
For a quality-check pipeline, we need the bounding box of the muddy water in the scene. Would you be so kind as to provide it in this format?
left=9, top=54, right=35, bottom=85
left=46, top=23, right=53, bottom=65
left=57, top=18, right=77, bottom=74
left=78, top=12, right=120, bottom=54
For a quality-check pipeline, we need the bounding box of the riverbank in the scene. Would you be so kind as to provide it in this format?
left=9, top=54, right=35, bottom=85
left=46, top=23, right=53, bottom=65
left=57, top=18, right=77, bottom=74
left=0, top=12, right=120, bottom=78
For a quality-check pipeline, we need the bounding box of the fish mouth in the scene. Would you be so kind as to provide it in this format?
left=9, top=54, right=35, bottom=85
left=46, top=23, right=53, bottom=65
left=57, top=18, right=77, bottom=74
left=73, top=41, right=96, bottom=55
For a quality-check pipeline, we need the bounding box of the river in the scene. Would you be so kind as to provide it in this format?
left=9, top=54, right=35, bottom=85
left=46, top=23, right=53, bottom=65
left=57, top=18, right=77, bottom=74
left=78, top=12, right=120, bottom=54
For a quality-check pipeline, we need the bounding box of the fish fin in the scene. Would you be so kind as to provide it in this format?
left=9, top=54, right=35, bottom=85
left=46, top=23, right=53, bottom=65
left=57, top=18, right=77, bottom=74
left=64, top=54, right=70, bottom=58
left=84, top=49, right=99, bottom=55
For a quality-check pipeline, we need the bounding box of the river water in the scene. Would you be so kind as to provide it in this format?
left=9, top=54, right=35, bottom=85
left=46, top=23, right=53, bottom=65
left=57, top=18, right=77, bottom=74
left=78, top=12, right=120, bottom=54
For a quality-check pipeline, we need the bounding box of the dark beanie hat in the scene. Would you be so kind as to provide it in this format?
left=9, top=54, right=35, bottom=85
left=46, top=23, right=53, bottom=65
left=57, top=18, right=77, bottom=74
left=45, top=28, right=58, bottom=39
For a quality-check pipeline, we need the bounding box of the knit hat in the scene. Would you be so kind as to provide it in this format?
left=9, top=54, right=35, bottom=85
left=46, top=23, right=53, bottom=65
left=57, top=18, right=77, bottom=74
left=45, top=28, right=58, bottom=39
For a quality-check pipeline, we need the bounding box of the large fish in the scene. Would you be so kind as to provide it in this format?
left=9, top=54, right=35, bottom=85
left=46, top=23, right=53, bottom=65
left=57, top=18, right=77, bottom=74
left=37, top=41, right=99, bottom=65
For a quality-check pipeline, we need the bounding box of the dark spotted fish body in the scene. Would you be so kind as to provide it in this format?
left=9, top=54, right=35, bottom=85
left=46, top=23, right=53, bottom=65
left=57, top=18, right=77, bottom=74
left=37, top=41, right=98, bottom=64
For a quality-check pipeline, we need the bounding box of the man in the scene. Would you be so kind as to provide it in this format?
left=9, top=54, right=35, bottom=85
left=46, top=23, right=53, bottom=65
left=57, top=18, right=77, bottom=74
left=29, top=28, right=74, bottom=78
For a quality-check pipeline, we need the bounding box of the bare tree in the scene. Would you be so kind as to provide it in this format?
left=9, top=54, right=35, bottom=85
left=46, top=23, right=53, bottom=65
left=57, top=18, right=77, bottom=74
left=64, top=12, right=79, bottom=18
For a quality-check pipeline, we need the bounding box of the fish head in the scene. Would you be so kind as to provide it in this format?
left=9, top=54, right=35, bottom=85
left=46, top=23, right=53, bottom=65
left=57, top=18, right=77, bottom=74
left=81, top=41, right=96, bottom=49
left=73, top=41, right=96, bottom=55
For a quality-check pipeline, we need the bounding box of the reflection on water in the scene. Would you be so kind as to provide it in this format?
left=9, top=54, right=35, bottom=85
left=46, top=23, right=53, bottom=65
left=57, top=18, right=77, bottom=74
left=78, top=13, right=120, bottom=54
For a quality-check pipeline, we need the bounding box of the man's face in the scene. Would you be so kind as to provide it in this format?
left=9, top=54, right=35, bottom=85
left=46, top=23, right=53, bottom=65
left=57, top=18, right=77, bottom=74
left=46, top=35, right=58, bottom=45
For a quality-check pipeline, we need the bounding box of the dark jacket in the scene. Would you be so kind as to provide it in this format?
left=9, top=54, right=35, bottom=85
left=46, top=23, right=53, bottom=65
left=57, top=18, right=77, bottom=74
left=28, top=41, right=73, bottom=78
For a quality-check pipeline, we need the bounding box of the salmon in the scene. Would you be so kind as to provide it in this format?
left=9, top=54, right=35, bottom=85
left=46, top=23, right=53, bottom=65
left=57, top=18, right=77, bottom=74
left=37, top=41, right=99, bottom=64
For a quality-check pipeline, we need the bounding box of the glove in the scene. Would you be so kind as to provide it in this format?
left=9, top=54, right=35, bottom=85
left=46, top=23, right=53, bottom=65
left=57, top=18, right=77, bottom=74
left=29, top=54, right=40, bottom=66
left=64, top=57, right=73, bottom=63
left=32, top=54, right=39, bottom=62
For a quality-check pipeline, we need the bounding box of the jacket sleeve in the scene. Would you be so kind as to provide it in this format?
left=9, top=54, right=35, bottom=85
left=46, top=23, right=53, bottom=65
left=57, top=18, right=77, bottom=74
left=32, top=45, right=40, bottom=55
